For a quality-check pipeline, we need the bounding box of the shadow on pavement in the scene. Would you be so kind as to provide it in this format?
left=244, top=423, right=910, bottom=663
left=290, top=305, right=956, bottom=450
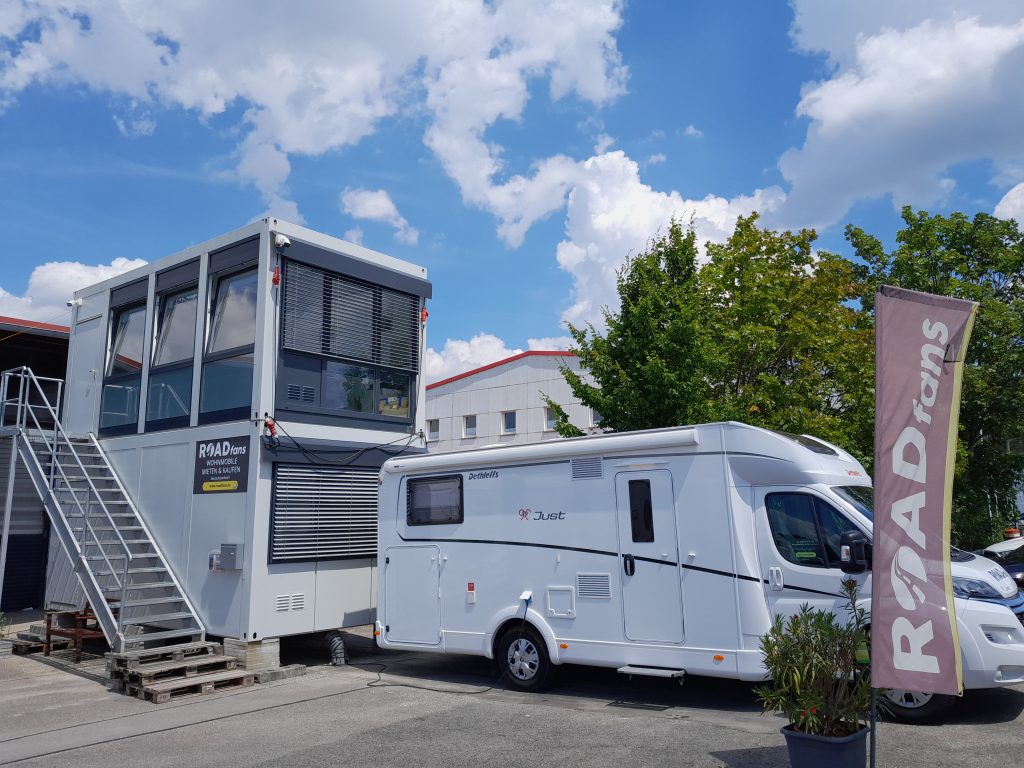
left=708, top=745, right=789, bottom=767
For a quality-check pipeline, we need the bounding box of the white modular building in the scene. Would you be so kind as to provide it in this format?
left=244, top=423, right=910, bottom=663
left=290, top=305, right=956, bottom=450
left=423, top=351, right=601, bottom=453
left=0, top=218, right=430, bottom=654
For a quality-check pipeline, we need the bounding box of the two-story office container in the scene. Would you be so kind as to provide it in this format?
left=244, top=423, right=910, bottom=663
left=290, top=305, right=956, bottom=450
left=49, top=218, right=431, bottom=649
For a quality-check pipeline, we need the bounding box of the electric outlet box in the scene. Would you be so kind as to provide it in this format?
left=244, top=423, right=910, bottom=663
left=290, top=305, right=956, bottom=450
left=220, top=543, right=243, bottom=570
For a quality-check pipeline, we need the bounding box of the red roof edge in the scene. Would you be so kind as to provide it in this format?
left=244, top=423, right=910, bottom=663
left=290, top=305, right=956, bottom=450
left=427, top=349, right=576, bottom=390
left=0, top=315, right=70, bottom=334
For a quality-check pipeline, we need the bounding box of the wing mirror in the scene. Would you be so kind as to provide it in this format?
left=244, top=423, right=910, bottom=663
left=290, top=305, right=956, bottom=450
left=839, top=531, right=871, bottom=574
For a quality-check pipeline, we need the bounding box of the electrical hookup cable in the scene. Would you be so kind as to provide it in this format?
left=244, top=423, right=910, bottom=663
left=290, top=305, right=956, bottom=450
left=262, top=413, right=422, bottom=467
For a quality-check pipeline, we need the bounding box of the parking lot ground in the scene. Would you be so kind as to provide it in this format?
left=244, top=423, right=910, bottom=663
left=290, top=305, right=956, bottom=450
left=1, top=627, right=1022, bottom=768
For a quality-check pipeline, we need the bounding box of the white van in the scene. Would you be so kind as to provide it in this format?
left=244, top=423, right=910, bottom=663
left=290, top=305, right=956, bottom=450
left=375, top=423, right=1024, bottom=722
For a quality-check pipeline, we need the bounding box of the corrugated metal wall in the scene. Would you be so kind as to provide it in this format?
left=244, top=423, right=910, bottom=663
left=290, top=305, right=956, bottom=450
left=0, top=438, right=48, bottom=610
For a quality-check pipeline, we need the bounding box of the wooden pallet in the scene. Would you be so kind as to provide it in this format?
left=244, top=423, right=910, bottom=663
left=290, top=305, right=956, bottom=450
left=126, top=668, right=255, bottom=704
left=109, top=654, right=237, bottom=688
left=106, top=641, right=222, bottom=672
left=11, top=637, right=71, bottom=655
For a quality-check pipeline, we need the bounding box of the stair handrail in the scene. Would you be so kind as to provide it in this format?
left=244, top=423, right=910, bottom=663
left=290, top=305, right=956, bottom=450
left=84, top=431, right=206, bottom=637
left=0, top=367, right=133, bottom=588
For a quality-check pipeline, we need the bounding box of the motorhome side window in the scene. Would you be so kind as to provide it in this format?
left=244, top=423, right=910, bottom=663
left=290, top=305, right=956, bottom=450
left=407, top=476, right=463, bottom=525
left=627, top=479, right=655, bottom=542
left=199, top=266, right=257, bottom=423
left=147, top=285, right=198, bottom=429
left=766, top=493, right=858, bottom=568
left=100, top=303, right=146, bottom=434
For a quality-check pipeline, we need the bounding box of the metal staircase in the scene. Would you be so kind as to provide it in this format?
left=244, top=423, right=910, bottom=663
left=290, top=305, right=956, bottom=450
left=0, top=367, right=204, bottom=652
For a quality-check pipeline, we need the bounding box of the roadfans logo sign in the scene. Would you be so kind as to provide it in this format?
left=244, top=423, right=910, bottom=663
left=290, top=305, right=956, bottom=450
left=193, top=437, right=250, bottom=494
left=872, top=286, right=976, bottom=696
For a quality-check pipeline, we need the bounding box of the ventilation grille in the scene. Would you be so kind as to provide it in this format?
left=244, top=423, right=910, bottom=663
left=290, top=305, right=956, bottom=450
left=275, top=593, right=306, bottom=612
left=286, top=384, right=316, bottom=403
left=282, top=260, right=420, bottom=371
left=577, top=573, right=612, bottom=599
left=271, top=463, right=379, bottom=562
left=571, top=456, right=603, bottom=480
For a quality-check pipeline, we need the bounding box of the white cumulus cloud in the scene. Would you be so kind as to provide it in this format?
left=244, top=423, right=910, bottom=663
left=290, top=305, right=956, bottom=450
left=341, top=188, right=419, bottom=245
left=0, top=257, right=147, bottom=323
left=425, top=333, right=524, bottom=383
left=780, top=4, right=1024, bottom=229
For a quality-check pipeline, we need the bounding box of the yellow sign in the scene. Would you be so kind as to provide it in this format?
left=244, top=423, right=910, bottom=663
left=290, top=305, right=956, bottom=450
left=202, top=480, right=239, bottom=492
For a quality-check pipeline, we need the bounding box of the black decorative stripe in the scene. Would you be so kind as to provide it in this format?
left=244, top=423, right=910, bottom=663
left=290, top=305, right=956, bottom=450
left=396, top=535, right=836, bottom=596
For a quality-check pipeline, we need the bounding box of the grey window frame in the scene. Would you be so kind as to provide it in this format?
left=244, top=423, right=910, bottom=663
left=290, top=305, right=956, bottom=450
left=407, top=475, right=464, bottom=526
left=146, top=284, right=199, bottom=431
left=99, top=301, right=147, bottom=436
left=199, top=264, right=258, bottom=425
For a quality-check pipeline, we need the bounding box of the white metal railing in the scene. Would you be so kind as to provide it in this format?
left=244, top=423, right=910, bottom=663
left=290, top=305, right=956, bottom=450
left=1, top=366, right=133, bottom=632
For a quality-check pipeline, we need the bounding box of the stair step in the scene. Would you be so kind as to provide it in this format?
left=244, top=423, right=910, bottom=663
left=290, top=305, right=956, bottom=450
left=616, top=665, right=686, bottom=679
left=104, top=582, right=176, bottom=592
left=121, top=628, right=204, bottom=646
left=113, top=596, right=186, bottom=609
left=126, top=611, right=197, bottom=624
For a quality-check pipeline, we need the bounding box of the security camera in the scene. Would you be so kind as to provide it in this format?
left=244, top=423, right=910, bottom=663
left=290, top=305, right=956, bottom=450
left=274, top=233, right=291, bottom=249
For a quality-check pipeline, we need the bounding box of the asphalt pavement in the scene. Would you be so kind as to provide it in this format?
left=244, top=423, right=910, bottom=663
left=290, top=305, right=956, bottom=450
left=0, top=629, right=1021, bottom=768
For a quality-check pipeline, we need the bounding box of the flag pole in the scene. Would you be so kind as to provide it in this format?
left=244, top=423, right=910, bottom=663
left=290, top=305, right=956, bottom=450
left=869, top=686, right=877, bottom=768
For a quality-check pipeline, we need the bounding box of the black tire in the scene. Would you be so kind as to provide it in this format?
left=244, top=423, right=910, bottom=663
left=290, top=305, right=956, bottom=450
left=497, top=625, right=552, bottom=692
left=879, top=689, right=957, bottom=723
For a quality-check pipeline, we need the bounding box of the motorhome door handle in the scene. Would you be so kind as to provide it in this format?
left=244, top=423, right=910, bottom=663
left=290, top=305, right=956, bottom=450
left=769, top=567, right=784, bottom=591
left=623, top=554, right=635, bottom=576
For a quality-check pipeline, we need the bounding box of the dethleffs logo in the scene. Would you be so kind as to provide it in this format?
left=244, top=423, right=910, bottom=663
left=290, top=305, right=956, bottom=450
left=518, top=508, right=565, bottom=521
left=468, top=470, right=498, bottom=480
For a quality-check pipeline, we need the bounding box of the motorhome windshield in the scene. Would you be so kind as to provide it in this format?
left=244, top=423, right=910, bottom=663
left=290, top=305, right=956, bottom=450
left=831, top=485, right=874, bottom=521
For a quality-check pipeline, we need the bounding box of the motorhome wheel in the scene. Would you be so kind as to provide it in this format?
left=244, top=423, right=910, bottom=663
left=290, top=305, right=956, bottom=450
left=879, top=690, right=955, bottom=723
left=498, top=626, right=551, bottom=692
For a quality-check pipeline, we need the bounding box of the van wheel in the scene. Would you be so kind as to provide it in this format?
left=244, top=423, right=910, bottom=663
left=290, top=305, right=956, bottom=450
left=498, top=625, right=551, bottom=692
left=879, top=689, right=956, bottom=723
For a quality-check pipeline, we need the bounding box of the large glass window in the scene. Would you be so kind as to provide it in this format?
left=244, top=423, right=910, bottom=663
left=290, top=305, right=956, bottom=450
left=208, top=269, right=258, bottom=354
left=147, top=287, right=198, bottom=429
left=106, top=306, right=146, bottom=376
left=200, top=267, right=257, bottom=423
left=766, top=493, right=859, bottom=569
left=200, top=352, right=255, bottom=415
left=100, top=304, right=146, bottom=433
left=407, top=476, right=463, bottom=525
left=324, top=362, right=374, bottom=413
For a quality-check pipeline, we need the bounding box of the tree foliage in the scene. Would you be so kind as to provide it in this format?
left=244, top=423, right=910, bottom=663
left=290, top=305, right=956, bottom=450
left=847, top=207, right=1024, bottom=546
left=553, top=208, right=1024, bottom=548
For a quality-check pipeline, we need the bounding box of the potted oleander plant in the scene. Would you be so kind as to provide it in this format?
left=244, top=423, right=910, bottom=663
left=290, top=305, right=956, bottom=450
left=755, top=579, right=871, bottom=768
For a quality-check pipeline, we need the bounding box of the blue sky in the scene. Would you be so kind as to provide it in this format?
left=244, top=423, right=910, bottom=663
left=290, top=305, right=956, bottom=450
left=2, top=1, right=1023, bottom=381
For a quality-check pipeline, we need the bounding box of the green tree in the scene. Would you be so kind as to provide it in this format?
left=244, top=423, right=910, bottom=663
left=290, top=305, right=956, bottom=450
left=551, top=214, right=874, bottom=468
left=699, top=215, right=874, bottom=464
left=549, top=219, right=714, bottom=433
left=847, top=207, right=1024, bottom=547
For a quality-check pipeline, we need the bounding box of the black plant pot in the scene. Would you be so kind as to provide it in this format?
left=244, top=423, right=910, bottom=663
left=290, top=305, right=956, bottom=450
left=780, top=724, right=868, bottom=768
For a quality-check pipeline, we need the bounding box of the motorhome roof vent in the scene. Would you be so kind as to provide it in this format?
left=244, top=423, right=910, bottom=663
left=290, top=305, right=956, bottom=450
left=571, top=456, right=603, bottom=480
left=577, top=573, right=612, bottom=599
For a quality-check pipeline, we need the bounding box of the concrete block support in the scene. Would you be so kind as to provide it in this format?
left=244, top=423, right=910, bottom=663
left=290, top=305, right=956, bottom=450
left=223, top=637, right=280, bottom=670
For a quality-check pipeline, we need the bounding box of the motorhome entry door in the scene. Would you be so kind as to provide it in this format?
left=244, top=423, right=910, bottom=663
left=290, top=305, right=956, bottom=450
left=614, top=471, right=684, bottom=643
left=383, top=545, right=442, bottom=645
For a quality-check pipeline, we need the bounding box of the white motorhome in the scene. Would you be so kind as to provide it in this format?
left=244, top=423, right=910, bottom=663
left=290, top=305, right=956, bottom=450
left=376, top=422, right=1024, bottom=722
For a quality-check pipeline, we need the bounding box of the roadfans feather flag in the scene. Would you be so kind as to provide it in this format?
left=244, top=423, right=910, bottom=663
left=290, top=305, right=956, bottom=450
left=871, top=285, right=977, bottom=695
